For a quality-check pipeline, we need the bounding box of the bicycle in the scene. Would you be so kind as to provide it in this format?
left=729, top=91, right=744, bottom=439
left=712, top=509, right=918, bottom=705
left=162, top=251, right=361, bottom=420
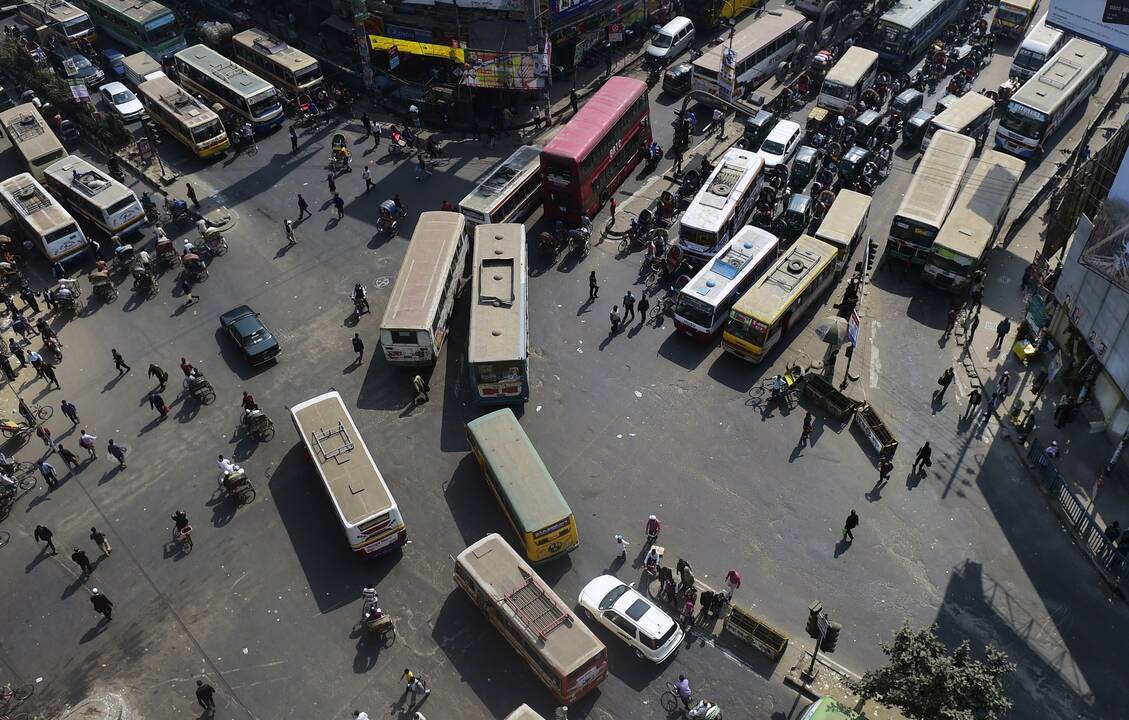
left=660, top=681, right=690, bottom=713
left=0, top=682, right=33, bottom=713
left=173, top=525, right=193, bottom=553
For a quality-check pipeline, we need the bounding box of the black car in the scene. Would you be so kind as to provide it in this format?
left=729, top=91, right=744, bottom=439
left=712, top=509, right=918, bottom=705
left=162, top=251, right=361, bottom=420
left=220, top=306, right=280, bottom=366
left=662, top=62, right=692, bottom=97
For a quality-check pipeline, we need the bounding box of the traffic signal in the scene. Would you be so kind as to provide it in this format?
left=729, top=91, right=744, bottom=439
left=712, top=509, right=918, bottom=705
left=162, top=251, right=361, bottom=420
left=866, top=237, right=880, bottom=272
left=820, top=621, right=842, bottom=653
left=806, top=601, right=822, bottom=638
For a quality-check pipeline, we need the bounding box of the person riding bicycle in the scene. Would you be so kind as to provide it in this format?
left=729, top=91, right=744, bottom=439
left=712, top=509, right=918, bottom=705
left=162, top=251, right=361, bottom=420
left=770, top=374, right=786, bottom=399
left=172, top=510, right=190, bottom=533
left=676, top=675, right=692, bottom=708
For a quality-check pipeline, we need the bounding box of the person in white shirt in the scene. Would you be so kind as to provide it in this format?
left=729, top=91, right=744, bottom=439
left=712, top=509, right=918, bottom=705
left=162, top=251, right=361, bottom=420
left=353, top=711, right=370, bottom=720
left=218, top=454, right=237, bottom=476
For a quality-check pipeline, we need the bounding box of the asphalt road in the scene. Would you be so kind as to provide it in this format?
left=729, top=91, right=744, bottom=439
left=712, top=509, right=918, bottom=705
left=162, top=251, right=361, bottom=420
left=1, top=6, right=1127, bottom=720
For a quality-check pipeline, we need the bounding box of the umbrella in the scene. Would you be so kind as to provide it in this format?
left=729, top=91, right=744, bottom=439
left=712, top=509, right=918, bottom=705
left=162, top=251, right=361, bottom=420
left=814, top=316, right=851, bottom=346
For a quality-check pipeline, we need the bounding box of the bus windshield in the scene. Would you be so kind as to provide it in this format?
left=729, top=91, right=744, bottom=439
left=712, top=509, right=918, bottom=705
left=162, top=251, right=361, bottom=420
left=821, top=81, right=852, bottom=99
left=247, top=91, right=279, bottom=117
left=293, top=63, right=322, bottom=84
left=191, top=119, right=225, bottom=143
left=1001, top=102, right=1046, bottom=139
left=728, top=312, right=767, bottom=346
left=675, top=295, right=715, bottom=327
left=996, top=4, right=1028, bottom=24
left=67, top=18, right=94, bottom=34
left=146, top=22, right=180, bottom=46
left=1012, top=48, right=1045, bottom=71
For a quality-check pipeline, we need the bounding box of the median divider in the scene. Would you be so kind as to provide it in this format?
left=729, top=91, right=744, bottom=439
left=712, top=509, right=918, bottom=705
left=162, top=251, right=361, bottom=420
left=723, top=604, right=790, bottom=661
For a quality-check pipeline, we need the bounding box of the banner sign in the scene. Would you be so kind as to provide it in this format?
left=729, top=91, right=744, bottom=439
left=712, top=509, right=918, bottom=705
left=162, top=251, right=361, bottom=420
left=369, top=35, right=465, bottom=63
left=1080, top=147, right=1129, bottom=292
left=1047, top=0, right=1129, bottom=54
left=463, top=50, right=549, bottom=90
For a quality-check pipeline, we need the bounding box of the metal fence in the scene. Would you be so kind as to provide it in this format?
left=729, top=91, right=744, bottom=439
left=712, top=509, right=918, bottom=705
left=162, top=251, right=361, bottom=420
left=1027, top=440, right=1127, bottom=589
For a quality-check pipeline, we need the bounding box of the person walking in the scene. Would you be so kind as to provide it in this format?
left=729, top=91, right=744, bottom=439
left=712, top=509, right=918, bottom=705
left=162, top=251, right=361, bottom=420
left=40, top=459, right=58, bottom=489
left=800, top=412, right=814, bottom=445
left=185, top=182, right=199, bottom=210
left=409, top=104, right=421, bottom=130
left=0, top=355, right=16, bottom=382
left=878, top=457, right=894, bottom=484
left=610, top=305, right=621, bottom=334
left=60, top=398, right=79, bottom=425
left=724, top=568, right=741, bottom=599
left=993, top=317, right=1012, bottom=349
left=90, top=527, right=111, bottom=556
left=19, top=285, right=40, bottom=314
left=609, top=197, right=617, bottom=224
left=372, top=123, right=382, bottom=150
left=58, top=445, right=80, bottom=469
left=41, top=362, right=60, bottom=389
left=108, top=439, right=127, bottom=468
left=968, top=285, right=984, bottom=315
left=933, top=367, right=955, bottom=402
left=362, top=163, right=373, bottom=192
left=71, top=546, right=93, bottom=576
left=181, top=276, right=197, bottom=305
left=842, top=510, right=859, bottom=542
left=34, top=524, right=56, bottom=554
left=912, top=441, right=932, bottom=475
left=289, top=126, right=299, bottom=154
left=327, top=173, right=337, bottom=196
left=297, top=193, right=311, bottom=220
left=285, top=218, right=296, bottom=246
left=965, top=387, right=982, bottom=417
left=999, top=370, right=1012, bottom=396
left=415, top=154, right=432, bottom=181
left=27, top=350, right=45, bottom=378
left=352, top=333, right=364, bottom=362
left=361, top=112, right=373, bottom=137
left=981, top=390, right=1001, bottom=423
left=965, top=313, right=980, bottom=345
left=637, top=294, right=650, bottom=323
left=614, top=533, right=630, bottom=558
left=196, top=680, right=216, bottom=713
left=36, top=424, right=55, bottom=452
left=79, top=430, right=97, bottom=459
left=89, top=588, right=113, bottom=620
left=9, top=337, right=26, bottom=367
left=148, top=364, right=168, bottom=391
left=332, top=193, right=345, bottom=219
left=588, top=271, right=599, bottom=300
left=149, top=392, right=169, bottom=419
left=623, top=290, right=636, bottom=323
left=112, top=348, right=130, bottom=374
left=408, top=675, right=430, bottom=705
left=942, top=307, right=958, bottom=339
left=412, top=375, right=430, bottom=402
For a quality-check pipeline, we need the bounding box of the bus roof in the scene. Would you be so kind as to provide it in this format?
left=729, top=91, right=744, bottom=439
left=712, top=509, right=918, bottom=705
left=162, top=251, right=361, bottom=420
left=823, top=47, right=879, bottom=87
left=1011, top=38, right=1107, bottom=115
left=0, top=104, right=65, bottom=168
left=896, top=130, right=975, bottom=228
left=815, top=189, right=871, bottom=250
left=465, top=409, right=571, bottom=532
left=38, top=0, right=88, bottom=24
left=0, top=174, right=76, bottom=236
left=469, top=224, right=528, bottom=365
left=175, top=44, right=275, bottom=97
left=289, top=391, right=394, bottom=526
left=232, top=28, right=318, bottom=72
left=460, top=145, right=542, bottom=215
left=732, top=235, right=837, bottom=326
left=680, top=226, right=778, bottom=304
left=880, top=0, right=949, bottom=29
left=138, top=76, right=220, bottom=129
left=1001, top=0, right=1038, bottom=11
left=681, top=148, right=764, bottom=233
left=92, top=0, right=174, bottom=24
left=1020, top=13, right=1063, bottom=55
left=381, top=211, right=467, bottom=331
left=455, top=533, right=602, bottom=675
left=694, top=9, right=804, bottom=73
left=933, top=150, right=1025, bottom=259
left=504, top=705, right=548, bottom=720
left=44, top=155, right=136, bottom=208
left=932, top=92, right=993, bottom=132
left=542, top=77, right=647, bottom=162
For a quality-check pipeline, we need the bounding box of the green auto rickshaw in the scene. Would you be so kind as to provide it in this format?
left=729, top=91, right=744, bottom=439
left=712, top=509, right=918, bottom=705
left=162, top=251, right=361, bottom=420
left=742, top=110, right=777, bottom=151
left=789, top=146, right=821, bottom=190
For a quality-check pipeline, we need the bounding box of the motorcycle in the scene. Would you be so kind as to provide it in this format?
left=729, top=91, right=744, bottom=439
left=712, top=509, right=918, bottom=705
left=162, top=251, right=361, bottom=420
left=359, top=585, right=395, bottom=645
left=163, top=197, right=193, bottom=225
left=140, top=191, right=158, bottom=223
left=45, top=335, right=63, bottom=362
left=645, top=141, right=664, bottom=169
left=353, top=286, right=370, bottom=314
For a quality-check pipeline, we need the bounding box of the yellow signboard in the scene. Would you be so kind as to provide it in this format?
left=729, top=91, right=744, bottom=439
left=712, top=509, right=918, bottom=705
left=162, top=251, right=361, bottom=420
left=368, top=35, right=465, bottom=63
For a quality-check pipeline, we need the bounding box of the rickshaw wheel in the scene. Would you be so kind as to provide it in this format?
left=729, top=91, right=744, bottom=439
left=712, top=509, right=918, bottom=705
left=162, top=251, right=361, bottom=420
left=238, top=485, right=256, bottom=505
left=381, top=625, right=396, bottom=647
left=214, top=241, right=228, bottom=256
left=257, top=424, right=275, bottom=442
left=200, top=388, right=216, bottom=405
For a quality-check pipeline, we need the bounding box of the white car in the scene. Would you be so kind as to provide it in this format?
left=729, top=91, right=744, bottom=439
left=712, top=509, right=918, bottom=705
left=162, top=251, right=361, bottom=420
left=756, top=119, right=802, bottom=167
left=99, top=82, right=145, bottom=122
left=578, top=575, right=683, bottom=662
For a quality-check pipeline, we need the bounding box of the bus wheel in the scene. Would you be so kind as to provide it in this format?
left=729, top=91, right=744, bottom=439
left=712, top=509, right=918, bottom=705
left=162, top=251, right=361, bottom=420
left=817, top=2, right=839, bottom=46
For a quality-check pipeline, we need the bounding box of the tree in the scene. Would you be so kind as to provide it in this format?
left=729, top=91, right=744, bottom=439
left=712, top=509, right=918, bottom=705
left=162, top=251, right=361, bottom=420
left=850, top=623, right=1015, bottom=720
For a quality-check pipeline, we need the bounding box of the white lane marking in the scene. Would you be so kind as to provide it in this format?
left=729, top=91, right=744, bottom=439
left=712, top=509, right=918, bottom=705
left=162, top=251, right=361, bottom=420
left=869, top=320, right=881, bottom=388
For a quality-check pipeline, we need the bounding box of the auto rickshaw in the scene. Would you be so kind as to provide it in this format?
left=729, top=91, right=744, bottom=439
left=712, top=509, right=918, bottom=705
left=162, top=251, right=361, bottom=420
left=742, top=110, right=777, bottom=151
left=891, top=88, right=924, bottom=119
left=88, top=270, right=117, bottom=302
left=789, top=146, right=821, bottom=190
left=853, top=109, right=882, bottom=145
left=839, top=146, right=871, bottom=184
left=330, top=133, right=350, bottom=173
left=783, top=193, right=813, bottom=238
left=902, top=109, right=934, bottom=148
left=662, top=62, right=692, bottom=97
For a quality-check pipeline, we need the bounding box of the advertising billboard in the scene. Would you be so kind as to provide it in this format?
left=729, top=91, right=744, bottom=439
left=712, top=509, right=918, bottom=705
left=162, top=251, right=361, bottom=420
left=1047, top=0, right=1129, bottom=54
left=1079, top=148, right=1129, bottom=292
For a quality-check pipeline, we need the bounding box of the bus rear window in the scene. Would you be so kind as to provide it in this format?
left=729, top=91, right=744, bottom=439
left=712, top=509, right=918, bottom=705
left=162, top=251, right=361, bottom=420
left=192, top=120, right=225, bottom=143
left=389, top=329, right=418, bottom=345
left=45, top=223, right=79, bottom=243
left=107, top=197, right=137, bottom=215
left=474, top=361, right=524, bottom=383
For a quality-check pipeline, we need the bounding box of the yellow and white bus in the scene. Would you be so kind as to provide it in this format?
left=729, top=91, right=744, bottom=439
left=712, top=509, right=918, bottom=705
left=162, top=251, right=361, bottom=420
left=690, top=10, right=806, bottom=103
left=231, top=28, right=323, bottom=97
left=173, top=44, right=284, bottom=133
left=992, top=0, right=1038, bottom=38
left=20, top=0, right=96, bottom=48
left=0, top=173, right=88, bottom=263
left=817, top=46, right=879, bottom=113
left=722, top=235, right=838, bottom=363
left=465, top=408, right=578, bottom=563
left=43, top=155, right=145, bottom=238
left=0, top=104, right=68, bottom=183
left=814, top=189, right=871, bottom=277
left=289, top=390, right=407, bottom=559
left=923, top=150, right=1026, bottom=292
left=137, top=76, right=229, bottom=158
left=380, top=211, right=470, bottom=365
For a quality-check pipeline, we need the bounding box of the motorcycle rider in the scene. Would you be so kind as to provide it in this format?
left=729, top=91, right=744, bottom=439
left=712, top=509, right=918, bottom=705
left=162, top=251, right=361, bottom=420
left=171, top=510, right=190, bottom=534
left=353, top=283, right=370, bottom=314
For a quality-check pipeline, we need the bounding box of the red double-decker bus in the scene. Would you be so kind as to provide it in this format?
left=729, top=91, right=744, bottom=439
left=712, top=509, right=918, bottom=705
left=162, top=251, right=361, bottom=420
left=541, top=76, right=651, bottom=225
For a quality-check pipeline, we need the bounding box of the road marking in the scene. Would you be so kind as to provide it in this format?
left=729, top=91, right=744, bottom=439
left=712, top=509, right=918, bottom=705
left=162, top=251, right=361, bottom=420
left=869, top=321, right=880, bottom=388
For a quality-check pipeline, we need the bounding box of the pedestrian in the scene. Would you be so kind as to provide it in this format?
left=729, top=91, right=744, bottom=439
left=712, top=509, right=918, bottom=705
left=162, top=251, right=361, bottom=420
left=409, top=103, right=421, bottom=130
left=53, top=261, right=65, bottom=281
left=363, top=163, right=373, bottom=192
left=333, top=193, right=345, bottom=219
left=361, top=112, right=372, bottom=137
left=724, top=568, right=741, bottom=599
left=8, top=337, right=25, bottom=366
left=588, top=270, right=599, bottom=300
left=107, top=439, right=126, bottom=468
left=1045, top=440, right=1060, bottom=458
left=712, top=107, right=724, bottom=136
left=40, top=459, right=58, bottom=489
left=570, top=88, right=578, bottom=115
left=58, top=445, right=80, bottom=469
left=966, top=387, right=982, bottom=416
left=353, top=711, right=370, bottom=720
left=90, top=527, right=112, bottom=556
left=72, top=546, right=93, bottom=576
left=968, top=285, right=984, bottom=315
left=637, top=294, right=650, bottom=323
left=942, top=307, right=958, bottom=338
left=623, top=290, right=636, bottom=322
left=12, top=314, right=33, bottom=343
left=180, top=358, right=194, bottom=376
left=289, top=126, right=299, bottom=154
left=799, top=411, right=814, bottom=445
left=412, top=374, right=430, bottom=402
left=415, top=154, right=432, bottom=180
left=610, top=197, right=617, bottom=223
left=79, top=429, right=97, bottom=458
left=352, top=333, right=364, bottom=362
left=27, top=349, right=45, bottom=377
left=284, top=218, right=296, bottom=246
left=842, top=510, right=859, bottom=542
left=0, top=355, right=16, bottom=382
left=89, top=588, right=113, bottom=620
left=933, top=367, right=955, bottom=402
left=181, top=276, right=197, bottom=305
left=60, top=398, right=79, bottom=425
left=185, top=182, right=199, bottom=209
left=614, top=533, right=630, bottom=558
left=35, top=424, right=54, bottom=452
left=994, top=317, right=1011, bottom=348
left=372, top=123, right=382, bottom=150
left=149, top=392, right=169, bottom=419
left=673, top=148, right=684, bottom=174
left=401, top=668, right=416, bottom=687
left=964, top=313, right=980, bottom=348
left=19, top=285, right=40, bottom=314
left=681, top=589, right=696, bottom=630
left=42, top=288, right=55, bottom=312
left=148, top=363, right=168, bottom=391
left=297, top=193, right=311, bottom=220
left=409, top=676, right=430, bottom=704
left=41, top=363, right=59, bottom=389
left=112, top=348, right=130, bottom=374
left=18, top=397, right=35, bottom=426
left=912, top=441, right=932, bottom=474
left=698, top=589, right=716, bottom=622
left=982, top=390, right=1001, bottom=423
left=999, top=370, right=1012, bottom=396
left=610, top=305, right=621, bottom=333
left=34, top=524, right=56, bottom=554
left=196, top=680, right=216, bottom=713
left=327, top=173, right=337, bottom=195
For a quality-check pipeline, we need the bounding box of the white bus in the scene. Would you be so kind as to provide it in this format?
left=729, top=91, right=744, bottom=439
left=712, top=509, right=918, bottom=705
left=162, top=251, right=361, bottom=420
left=43, top=155, right=144, bottom=238
left=690, top=10, right=806, bottom=104
left=231, top=28, right=323, bottom=97
left=20, top=0, right=97, bottom=48
left=468, top=224, right=530, bottom=404
left=817, top=47, right=879, bottom=112
left=923, top=150, right=1026, bottom=291
left=380, top=211, right=470, bottom=365
left=813, top=189, right=871, bottom=276
left=1010, top=13, right=1067, bottom=82
left=0, top=104, right=68, bottom=183
left=886, top=130, right=976, bottom=266
left=674, top=226, right=779, bottom=340
left=0, top=174, right=87, bottom=263
left=678, top=148, right=765, bottom=259
left=996, top=38, right=1106, bottom=159
left=289, top=390, right=407, bottom=558
left=138, top=76, right=230, bottom=159
left=923, top=91, right=995, bottom=150
left=173, top=44, right=284, bottom=134
left=459, top=145, right=543, bottom=226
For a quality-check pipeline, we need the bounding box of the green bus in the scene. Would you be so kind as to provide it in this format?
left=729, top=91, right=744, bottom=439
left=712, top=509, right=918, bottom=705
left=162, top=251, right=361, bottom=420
left=80, top=0, right=186, bottom=59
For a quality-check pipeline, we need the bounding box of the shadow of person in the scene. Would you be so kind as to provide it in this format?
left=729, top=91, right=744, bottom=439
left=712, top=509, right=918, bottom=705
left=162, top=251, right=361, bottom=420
left=865, top=480, right=885, bottom=502
left=906, top=468, right=923, bottom=490
left=79, top=617, right=111, bottom=643
left=788, top=444, right=804, bottom=463
left=833, top=538, right=852, bottom=558
left=605, top=553, right=626, bottom=575
left=577, top=297, right=595, bottom=315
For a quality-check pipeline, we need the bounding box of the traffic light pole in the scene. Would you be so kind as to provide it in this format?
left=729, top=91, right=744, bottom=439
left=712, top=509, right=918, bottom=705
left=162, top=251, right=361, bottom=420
left=803, top=625, right=825, bottom=681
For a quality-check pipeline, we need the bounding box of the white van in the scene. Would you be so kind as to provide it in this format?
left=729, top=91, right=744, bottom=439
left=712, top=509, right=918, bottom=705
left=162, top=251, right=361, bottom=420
left=646, top=17, right=695, bottom=64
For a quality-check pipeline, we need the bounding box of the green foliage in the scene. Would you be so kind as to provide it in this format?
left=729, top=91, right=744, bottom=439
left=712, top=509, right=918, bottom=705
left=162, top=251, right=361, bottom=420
left=851, top=623, right=1015, bottom=720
